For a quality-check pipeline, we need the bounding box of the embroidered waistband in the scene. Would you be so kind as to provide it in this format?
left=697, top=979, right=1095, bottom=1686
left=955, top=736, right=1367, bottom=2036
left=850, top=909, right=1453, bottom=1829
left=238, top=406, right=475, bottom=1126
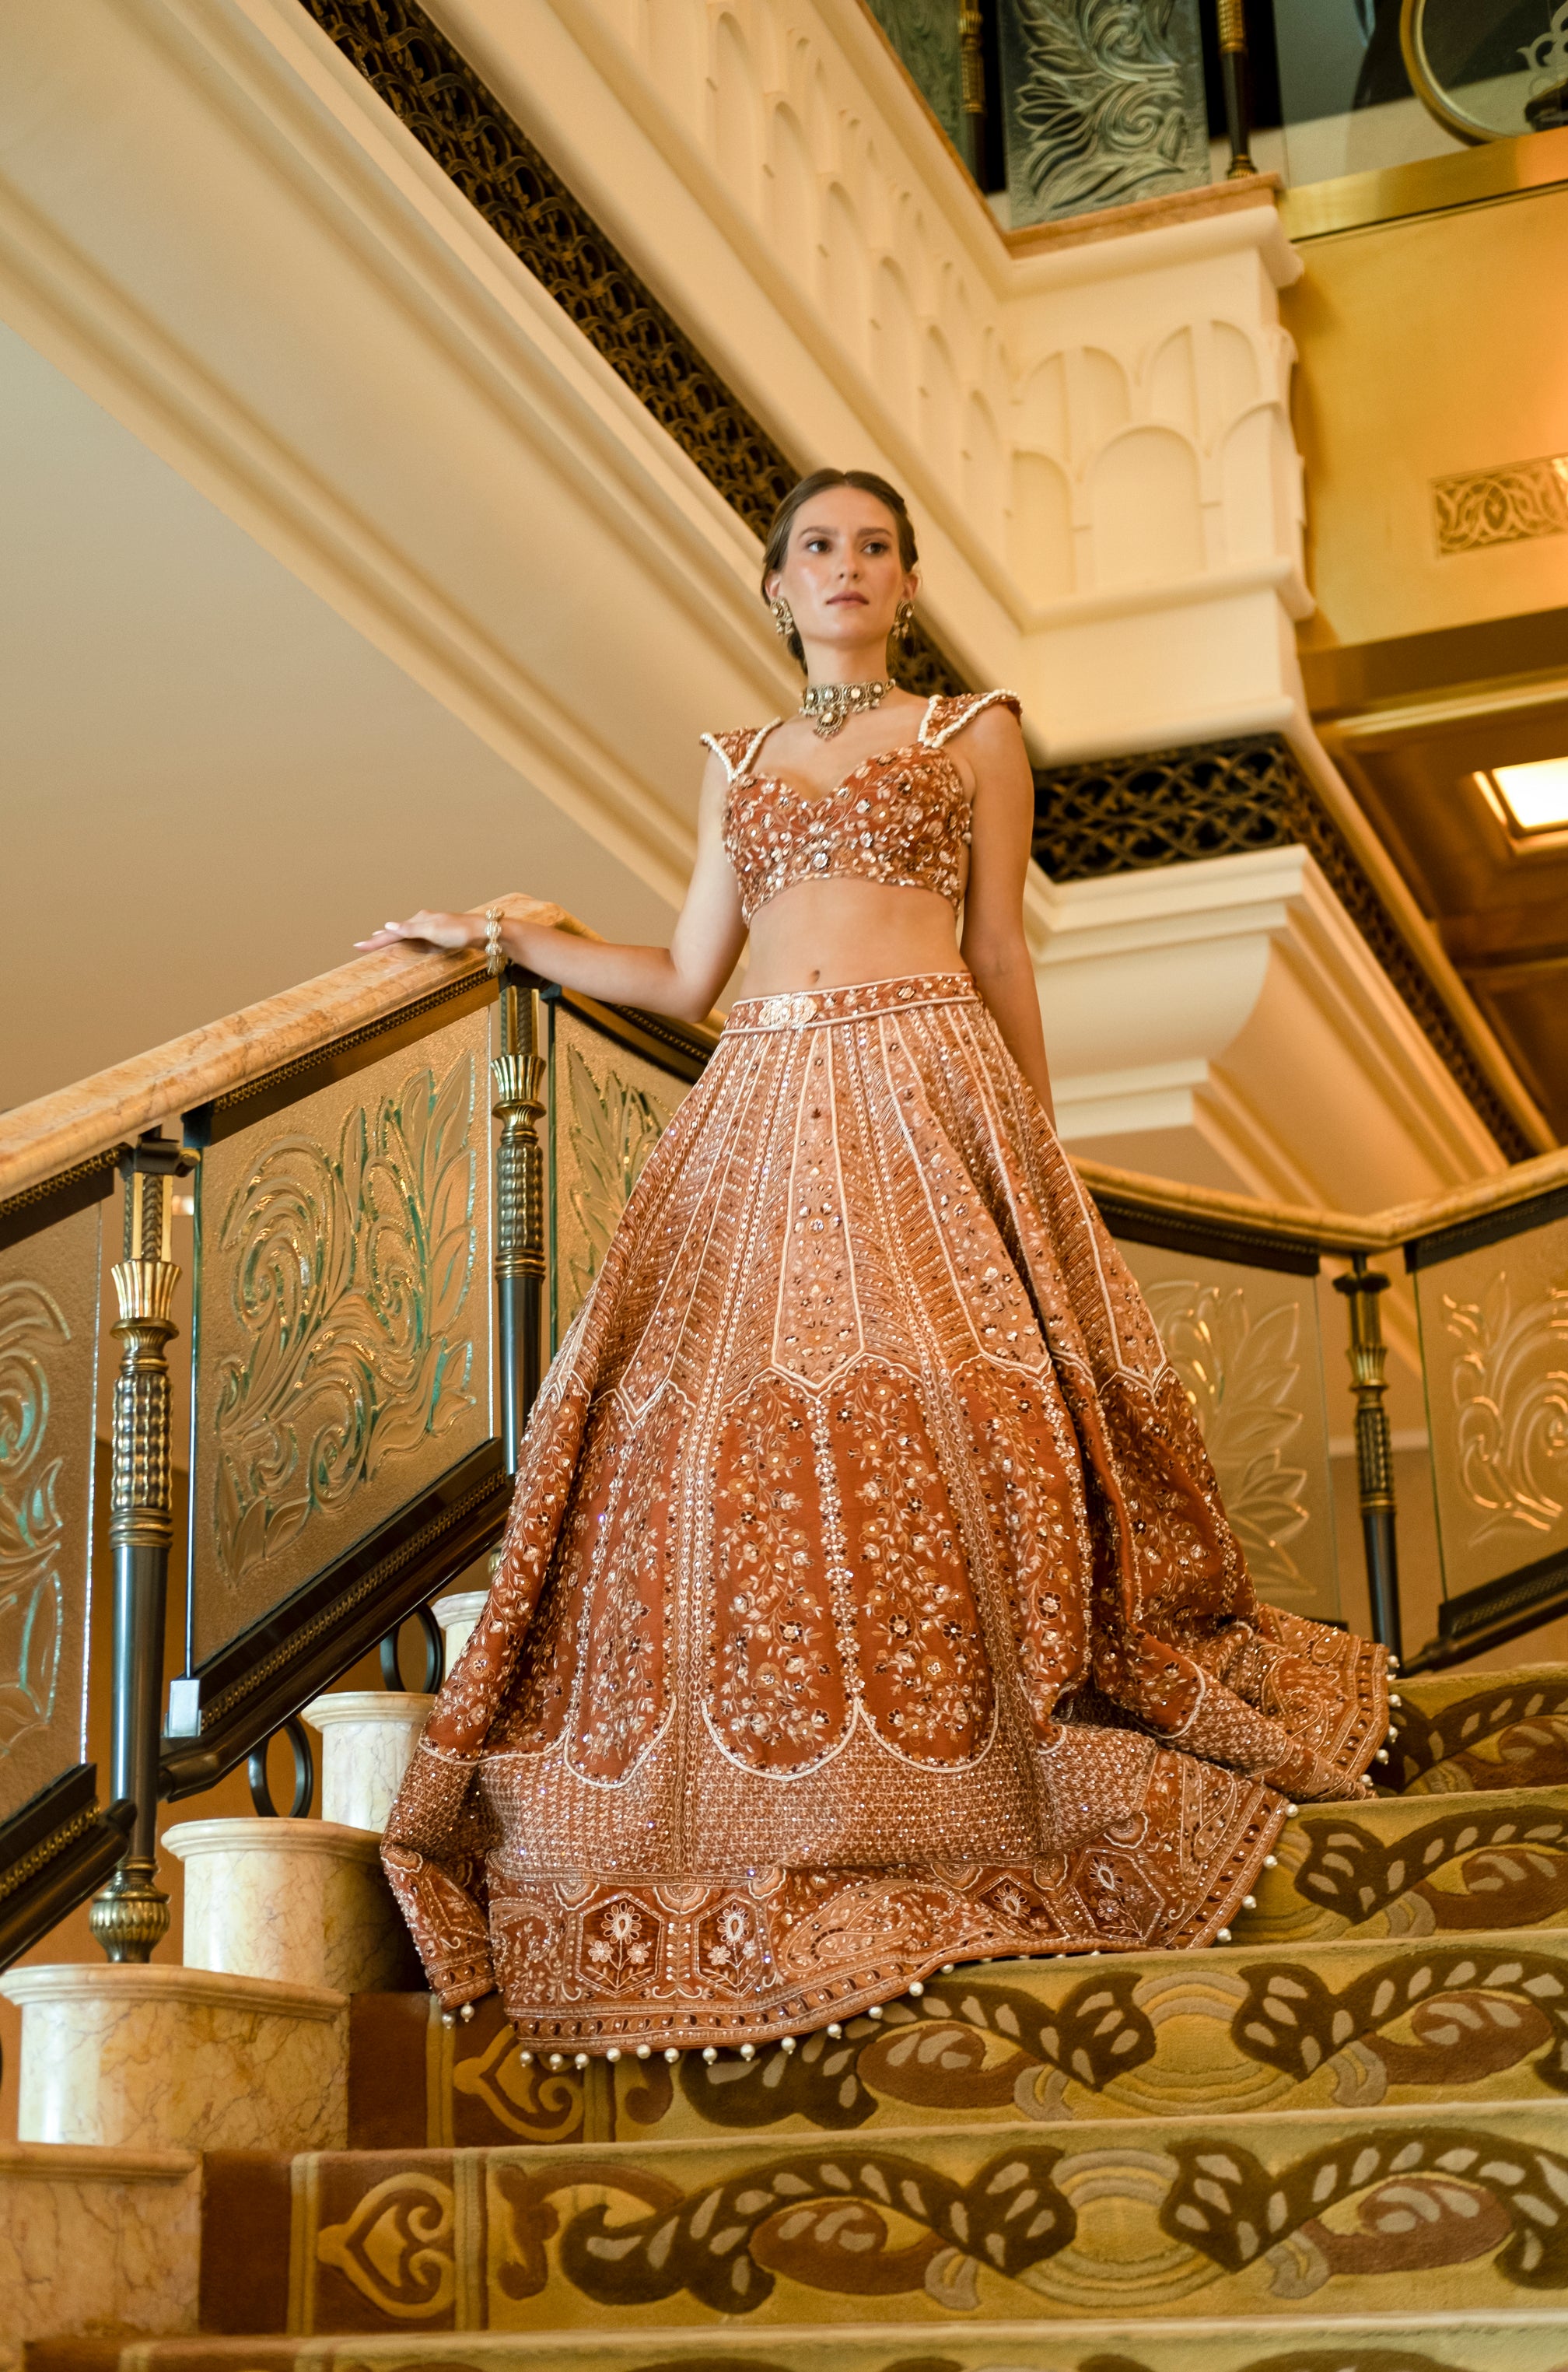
left=724, top=972, right=980, bottom=1034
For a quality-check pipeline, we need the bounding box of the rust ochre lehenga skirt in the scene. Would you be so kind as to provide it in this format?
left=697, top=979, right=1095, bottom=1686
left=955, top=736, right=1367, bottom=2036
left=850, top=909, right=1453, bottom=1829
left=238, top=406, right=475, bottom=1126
left=383, top=972, right=1386, bottom=2051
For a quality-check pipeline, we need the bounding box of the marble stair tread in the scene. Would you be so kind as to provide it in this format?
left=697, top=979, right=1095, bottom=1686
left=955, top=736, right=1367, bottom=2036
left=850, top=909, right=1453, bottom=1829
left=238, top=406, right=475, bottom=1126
left=0, top=1964, right=349, bottom=2154
left=1, top=2143, right=201, bottom=2367
left=198, top=2097, right=1568, bottom=2335
left=1391, top=1668, right=1568, bottom=1797
left=348, top=1925, right=1568, bottom=2149
left=1231, top=1782, right=1568, bottom=1944
left=23, top=2307, right=1568, bottom=2372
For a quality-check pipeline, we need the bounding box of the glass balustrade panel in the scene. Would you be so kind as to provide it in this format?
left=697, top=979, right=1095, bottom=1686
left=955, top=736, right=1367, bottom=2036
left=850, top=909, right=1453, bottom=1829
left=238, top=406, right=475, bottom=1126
left=1116, top=1235, right=1345, bottom=1624
left=0, top=1193, right=103, bottom=1824
left=1413, top=1205, right=1568, bottom=1606
left=187, top=998, right=493, bottom=1668
left=547, top=1003, right=689, bottom=1351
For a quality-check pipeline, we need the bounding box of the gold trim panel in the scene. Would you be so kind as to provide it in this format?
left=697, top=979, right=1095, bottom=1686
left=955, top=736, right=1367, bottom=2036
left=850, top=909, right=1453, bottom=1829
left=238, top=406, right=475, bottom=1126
left=1279, top=122, right=1568, bottom=243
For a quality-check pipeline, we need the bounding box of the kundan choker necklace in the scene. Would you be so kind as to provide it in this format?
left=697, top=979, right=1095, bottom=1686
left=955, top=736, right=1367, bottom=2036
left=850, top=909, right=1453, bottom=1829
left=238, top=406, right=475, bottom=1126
left=800, top=678, right=896, bottom=740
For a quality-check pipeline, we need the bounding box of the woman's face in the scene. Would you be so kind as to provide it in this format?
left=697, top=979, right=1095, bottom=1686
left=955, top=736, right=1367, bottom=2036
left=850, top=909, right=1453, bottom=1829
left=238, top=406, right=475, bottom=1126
left=766, top=485, right=916, bottom=657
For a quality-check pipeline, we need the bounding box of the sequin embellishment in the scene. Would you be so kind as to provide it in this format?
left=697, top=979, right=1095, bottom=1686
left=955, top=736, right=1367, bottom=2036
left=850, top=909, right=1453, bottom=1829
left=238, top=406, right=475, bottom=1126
left=712, top=691, right=1022, bottom=926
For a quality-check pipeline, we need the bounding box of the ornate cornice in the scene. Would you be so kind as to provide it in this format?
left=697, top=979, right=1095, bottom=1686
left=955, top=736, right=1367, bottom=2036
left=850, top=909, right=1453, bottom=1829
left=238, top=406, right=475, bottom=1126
left=1033, top=735, right=1531, bottom=1161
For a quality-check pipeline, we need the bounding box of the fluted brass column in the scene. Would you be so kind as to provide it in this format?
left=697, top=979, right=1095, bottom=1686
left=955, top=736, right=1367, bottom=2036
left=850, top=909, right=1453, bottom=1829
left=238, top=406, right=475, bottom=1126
left=492, top=976, right=547, bottom=1473
left=1333, top=1255, right=1403, bottom=1663
left=90, top=1140, right=184, bottom=1961
left=1216, top=0, right=1256, bottom=177
left=958, top=1, right=987, bottom=183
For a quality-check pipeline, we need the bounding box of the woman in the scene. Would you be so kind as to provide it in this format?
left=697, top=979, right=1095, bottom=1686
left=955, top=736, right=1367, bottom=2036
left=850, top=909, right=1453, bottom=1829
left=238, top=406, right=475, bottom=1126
left=359, top=468, right=1385, bottom=2061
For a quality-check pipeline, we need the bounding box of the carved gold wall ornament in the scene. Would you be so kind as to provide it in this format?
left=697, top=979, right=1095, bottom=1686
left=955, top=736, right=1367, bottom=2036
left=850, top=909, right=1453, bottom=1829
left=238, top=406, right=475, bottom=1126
left=1433, top=454, right=1568, bottom=555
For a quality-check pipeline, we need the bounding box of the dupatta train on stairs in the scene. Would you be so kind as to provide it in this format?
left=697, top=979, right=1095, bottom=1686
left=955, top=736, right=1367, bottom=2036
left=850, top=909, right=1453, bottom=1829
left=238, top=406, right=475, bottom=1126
left=380, top=688, right=1388, bottom=2055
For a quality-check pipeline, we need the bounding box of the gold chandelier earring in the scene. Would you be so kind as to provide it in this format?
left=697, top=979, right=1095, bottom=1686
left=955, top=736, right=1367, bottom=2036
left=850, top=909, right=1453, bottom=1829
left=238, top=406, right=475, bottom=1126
left=895, top=597, right=916, bottom=650
left=770, top=596, right=796, bottom=641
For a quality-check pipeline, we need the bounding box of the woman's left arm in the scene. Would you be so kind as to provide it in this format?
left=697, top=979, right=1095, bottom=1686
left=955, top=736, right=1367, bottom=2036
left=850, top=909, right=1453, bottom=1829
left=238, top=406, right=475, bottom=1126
left=957, top=706, right=1056, bottom=1126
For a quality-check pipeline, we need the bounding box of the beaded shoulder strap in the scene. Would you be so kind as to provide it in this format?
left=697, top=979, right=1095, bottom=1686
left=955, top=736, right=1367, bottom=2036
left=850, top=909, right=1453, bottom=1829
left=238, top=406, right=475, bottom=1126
left=700, top=724, right=780, bottom=783
left=921, top=690, right=1023, bottom=750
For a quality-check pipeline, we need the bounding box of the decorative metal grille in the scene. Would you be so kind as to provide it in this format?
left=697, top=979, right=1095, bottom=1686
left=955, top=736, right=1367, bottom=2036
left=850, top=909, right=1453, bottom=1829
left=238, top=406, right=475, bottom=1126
left=1033, top=734, right=1532, bottom=1161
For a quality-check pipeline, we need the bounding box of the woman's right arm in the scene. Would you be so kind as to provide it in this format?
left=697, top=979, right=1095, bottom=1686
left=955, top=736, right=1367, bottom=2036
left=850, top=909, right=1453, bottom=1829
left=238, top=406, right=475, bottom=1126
left=356, top=752, right=746, bottom=1024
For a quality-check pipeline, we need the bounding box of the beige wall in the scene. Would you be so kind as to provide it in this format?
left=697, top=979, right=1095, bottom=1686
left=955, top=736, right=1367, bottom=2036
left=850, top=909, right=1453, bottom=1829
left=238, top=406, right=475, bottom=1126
left=0, top=322, right=675, bottom=1114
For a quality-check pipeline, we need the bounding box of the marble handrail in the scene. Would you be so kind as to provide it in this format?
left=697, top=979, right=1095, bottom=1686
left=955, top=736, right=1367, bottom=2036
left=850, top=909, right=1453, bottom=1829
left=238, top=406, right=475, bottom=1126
left=1076, top=1137, right=1568, bottom=1256
left=0, top=895, right=582, bottom=1208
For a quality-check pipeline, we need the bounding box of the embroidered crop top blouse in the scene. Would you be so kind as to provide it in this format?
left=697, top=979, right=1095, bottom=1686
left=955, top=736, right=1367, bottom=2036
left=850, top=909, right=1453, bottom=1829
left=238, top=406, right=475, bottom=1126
left=703, top=689, right=1022, bottom=927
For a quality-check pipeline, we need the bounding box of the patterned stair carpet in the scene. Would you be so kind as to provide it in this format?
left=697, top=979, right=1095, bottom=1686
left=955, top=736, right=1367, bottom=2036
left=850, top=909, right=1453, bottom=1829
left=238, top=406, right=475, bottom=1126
left=198, top=2098, right=1568, bottom=2335
left=1389, top=1666, right=1568, bottom=1798
left=24, top=2310, right=1568, bottom=2370
left=352, top=1924, right=1568, bottom=2148
left=20, top=1668, right=1568, bottom=2372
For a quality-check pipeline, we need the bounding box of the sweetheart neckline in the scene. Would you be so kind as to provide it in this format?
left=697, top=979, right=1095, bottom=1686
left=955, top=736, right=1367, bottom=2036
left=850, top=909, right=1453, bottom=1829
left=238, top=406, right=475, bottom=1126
left=730, top=742, right=968, bottom=812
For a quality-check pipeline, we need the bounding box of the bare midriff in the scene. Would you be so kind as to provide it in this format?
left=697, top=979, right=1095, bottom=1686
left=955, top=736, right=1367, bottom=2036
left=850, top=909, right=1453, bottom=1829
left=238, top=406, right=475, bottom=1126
left=739, top=875, right=968, bottom=1000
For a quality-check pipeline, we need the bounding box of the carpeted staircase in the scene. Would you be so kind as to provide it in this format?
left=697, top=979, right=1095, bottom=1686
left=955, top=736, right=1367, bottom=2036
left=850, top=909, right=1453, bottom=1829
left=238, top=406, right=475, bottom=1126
left=22, top=1666, right=1568, bottom=2372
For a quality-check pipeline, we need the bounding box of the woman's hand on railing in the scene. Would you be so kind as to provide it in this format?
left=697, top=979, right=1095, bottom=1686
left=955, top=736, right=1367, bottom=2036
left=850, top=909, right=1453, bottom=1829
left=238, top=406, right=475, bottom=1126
left=355, top=911, right=481, bottom=953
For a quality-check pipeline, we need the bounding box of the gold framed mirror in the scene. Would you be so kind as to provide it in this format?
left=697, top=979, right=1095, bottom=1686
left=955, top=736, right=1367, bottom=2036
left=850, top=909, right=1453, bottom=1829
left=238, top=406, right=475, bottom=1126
left=1402, top=0, right=1568, bottom=145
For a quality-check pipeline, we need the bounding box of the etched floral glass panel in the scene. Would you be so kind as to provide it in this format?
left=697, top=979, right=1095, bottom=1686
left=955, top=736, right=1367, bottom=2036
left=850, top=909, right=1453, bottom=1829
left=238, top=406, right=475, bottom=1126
left=863, top=0, right=964, bottom=150
left=1415, top=1217, right=1568, bottom=1600
left=548, top=1007, right=688, bottom=1348
left=188, top=1004, right=492, bottom=1666
left=1117, top=1238, right=1343, bottom=1620
left=0, top=1198, right=101, bottom=1825
left=998, top=0, right=1210, bottom=228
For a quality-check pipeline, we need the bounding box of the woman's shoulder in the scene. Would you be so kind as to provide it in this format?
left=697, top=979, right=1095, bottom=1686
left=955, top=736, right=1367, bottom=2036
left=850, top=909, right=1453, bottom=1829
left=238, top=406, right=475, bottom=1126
left=922, top=689, right=1023, bottom=748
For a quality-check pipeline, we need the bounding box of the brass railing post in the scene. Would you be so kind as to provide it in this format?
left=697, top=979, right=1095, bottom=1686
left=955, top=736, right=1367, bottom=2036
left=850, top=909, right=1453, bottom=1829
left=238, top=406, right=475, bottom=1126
left=1333, top=1254, right=1403, bottom=1663
left=492, top=973, right=547, bottom=1472
left=1216, top=0, right=1256, bottom=177
left=89, top=1136, right=184, bottom=1961
left=958, top=0, right=986, bottom=183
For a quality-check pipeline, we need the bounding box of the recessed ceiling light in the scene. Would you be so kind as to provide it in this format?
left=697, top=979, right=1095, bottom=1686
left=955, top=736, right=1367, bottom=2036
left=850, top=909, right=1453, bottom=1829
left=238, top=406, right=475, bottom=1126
left=1487, top=756, right=1568, bottom=834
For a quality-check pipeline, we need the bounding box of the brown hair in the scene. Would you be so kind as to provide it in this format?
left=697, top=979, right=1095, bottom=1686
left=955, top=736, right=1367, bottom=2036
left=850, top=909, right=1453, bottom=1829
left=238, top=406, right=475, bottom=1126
left=761, top=468, right=919, bottom=671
